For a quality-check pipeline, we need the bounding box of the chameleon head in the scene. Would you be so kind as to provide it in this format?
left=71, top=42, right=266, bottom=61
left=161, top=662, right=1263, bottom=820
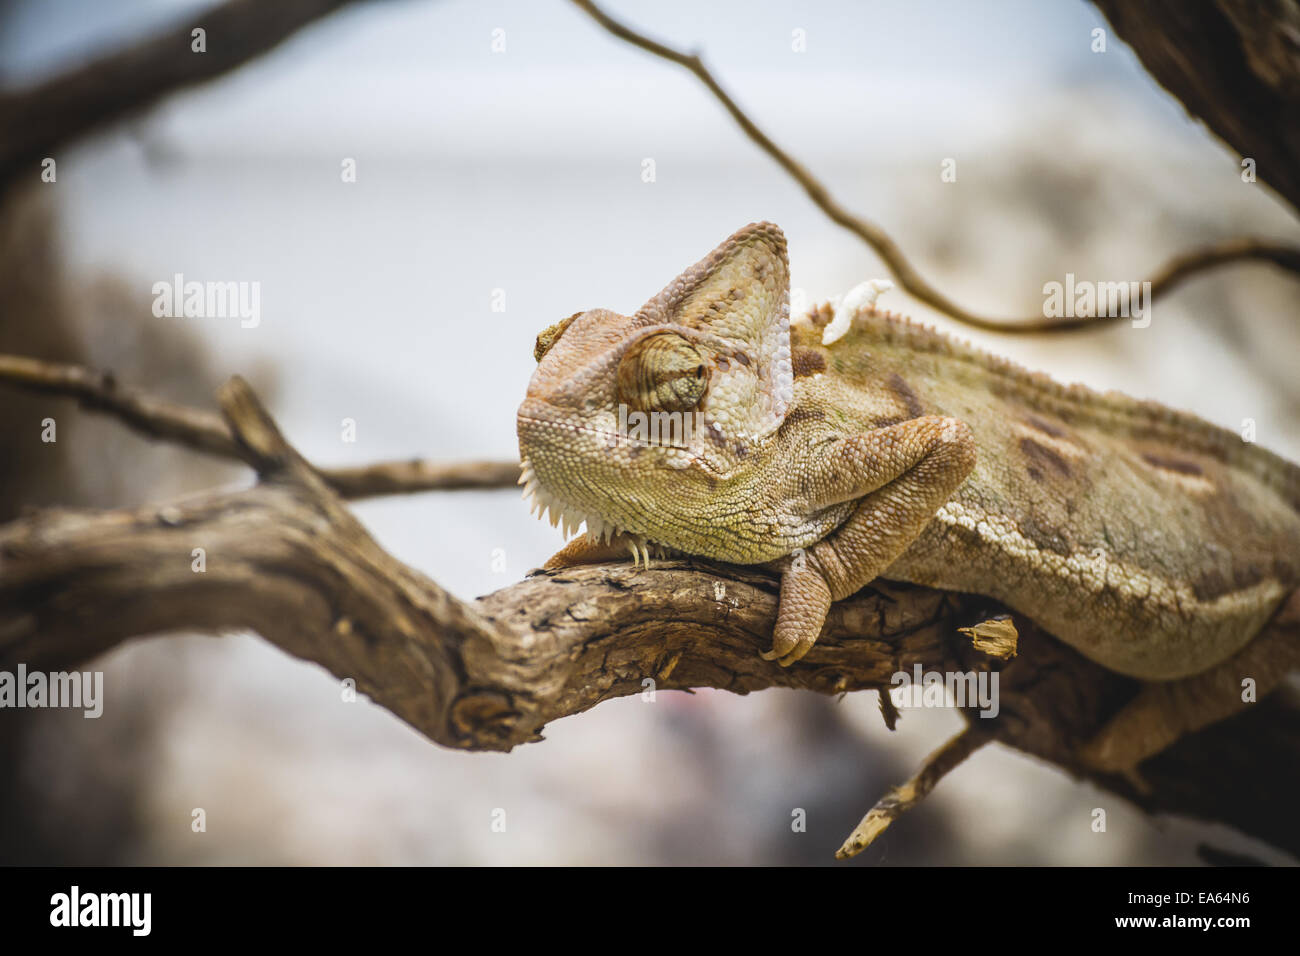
left=516, top=222, right=798, bottom=559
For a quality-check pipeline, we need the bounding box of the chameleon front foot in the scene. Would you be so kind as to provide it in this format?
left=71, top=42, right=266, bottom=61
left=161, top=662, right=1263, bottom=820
left=762, top=548, right=833, bottom=666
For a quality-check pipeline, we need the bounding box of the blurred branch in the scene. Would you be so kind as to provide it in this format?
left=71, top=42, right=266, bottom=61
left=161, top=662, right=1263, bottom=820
left=0, top=0, right=362, bottom=187
left=570, top=0, right=1300, bottom=334
left=2, top=374, right=1298, bottom=858
left=1093, top=0, right=1300, bottom=215
left=0, top=354, right=521, bottom=497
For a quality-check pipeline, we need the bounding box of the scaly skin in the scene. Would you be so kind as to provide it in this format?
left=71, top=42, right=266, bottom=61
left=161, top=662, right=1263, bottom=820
left=516, top=222, right=1300, bottom=765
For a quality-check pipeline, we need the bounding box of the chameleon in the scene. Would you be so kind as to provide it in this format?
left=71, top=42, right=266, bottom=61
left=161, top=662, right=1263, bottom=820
left=516, top=221, right=1300, bottom=770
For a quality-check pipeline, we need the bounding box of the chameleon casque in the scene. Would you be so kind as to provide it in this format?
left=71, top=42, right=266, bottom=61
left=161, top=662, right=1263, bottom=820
left=517, top=222, right=1300, bottom=771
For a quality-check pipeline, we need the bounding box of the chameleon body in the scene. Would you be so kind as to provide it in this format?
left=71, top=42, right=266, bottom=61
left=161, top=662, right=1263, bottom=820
left=517, top=223, right=1300, bottom=759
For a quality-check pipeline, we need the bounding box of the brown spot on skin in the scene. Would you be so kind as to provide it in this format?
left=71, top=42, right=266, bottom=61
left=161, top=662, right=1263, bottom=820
left=1132, top=429, right=1227, bottom=463
left=1019, top=437, right=1072, bottom=478
left=873, top=416, right=907, bottom=429
left=716, top=356, right=730, bottom=371
left=1192, top=562, right=1268, bottom=601
left=1192, top=568, right=1228, bottom=601
left=732, top=350, right=751, bottom=367
left=792, top=347, right=827, bottom=378
left=1141, top=452, right=1203, bottom=476
left=1021, top=513, right=1073, bottom=556
left=1025, top=414, right=1069, bottom=439
left=1275, top=557, right=1299, bottom=588
left=887, top=373, right=925, bottom=419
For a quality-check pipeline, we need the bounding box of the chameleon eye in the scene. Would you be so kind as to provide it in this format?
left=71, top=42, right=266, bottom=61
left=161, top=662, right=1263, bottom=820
left=617, top=332, right=709, bottom=412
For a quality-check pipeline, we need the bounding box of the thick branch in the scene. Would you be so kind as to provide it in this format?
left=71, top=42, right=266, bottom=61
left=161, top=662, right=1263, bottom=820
left=0, top=354, right=521, bottom=497
left=0, top=0, right=362, bottom=187
left=571, top=0, right=1300, bottom=333
left=0, top=451, right=985, bottom=751
left=1093, top=0, right=1300, bottom=215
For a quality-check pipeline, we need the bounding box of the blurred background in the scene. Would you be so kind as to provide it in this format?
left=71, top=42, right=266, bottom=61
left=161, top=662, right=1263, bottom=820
left=1, top=0, right=1297, bottom=865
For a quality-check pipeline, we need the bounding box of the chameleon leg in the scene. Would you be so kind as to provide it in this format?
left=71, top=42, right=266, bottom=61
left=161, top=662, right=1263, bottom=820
left=764, top=416, right=976, bottom=665
left=1079, top=588, right=1300, bottom=772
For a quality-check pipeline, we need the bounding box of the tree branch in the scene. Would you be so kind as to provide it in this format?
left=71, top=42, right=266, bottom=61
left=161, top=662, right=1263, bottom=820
left=836, top=724, right=993, bottom=859
left=2, top=373, right=1297, bottom=858
left=1093, top=0, right=1300, bottom=215
left=0, top=0, right=364, bottom=187
left=570, top=0, right=1300, bottom=334
left=0, top=354, right=521, bottom=497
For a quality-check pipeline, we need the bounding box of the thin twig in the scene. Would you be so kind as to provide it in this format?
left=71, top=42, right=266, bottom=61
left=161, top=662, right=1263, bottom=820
left=836, top=724, right=993, bottom=859
left=0, top=354, right=521, bottom=497
left=571, top=0, right=1300, bottom=334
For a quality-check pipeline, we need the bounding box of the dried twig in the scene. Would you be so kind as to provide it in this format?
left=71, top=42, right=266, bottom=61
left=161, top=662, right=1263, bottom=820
left=0, top=354, right=520, bottom=497
left=837, top=725, right=993, bottom=859
left=570, top=0, right=1300, bottom=333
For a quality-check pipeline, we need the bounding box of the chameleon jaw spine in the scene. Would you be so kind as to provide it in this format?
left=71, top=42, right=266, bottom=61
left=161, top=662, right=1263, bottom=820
left=520, top=456, right=649, bottom=556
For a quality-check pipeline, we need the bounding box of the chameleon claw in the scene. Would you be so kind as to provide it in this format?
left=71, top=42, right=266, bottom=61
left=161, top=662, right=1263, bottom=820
left=762, top=629, right=813, bottom=665
left=760, top=639, right=794, bottom=662
left=777, top=642, right=814, bottom=667
left=624, top=540, right=653, bottom=569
